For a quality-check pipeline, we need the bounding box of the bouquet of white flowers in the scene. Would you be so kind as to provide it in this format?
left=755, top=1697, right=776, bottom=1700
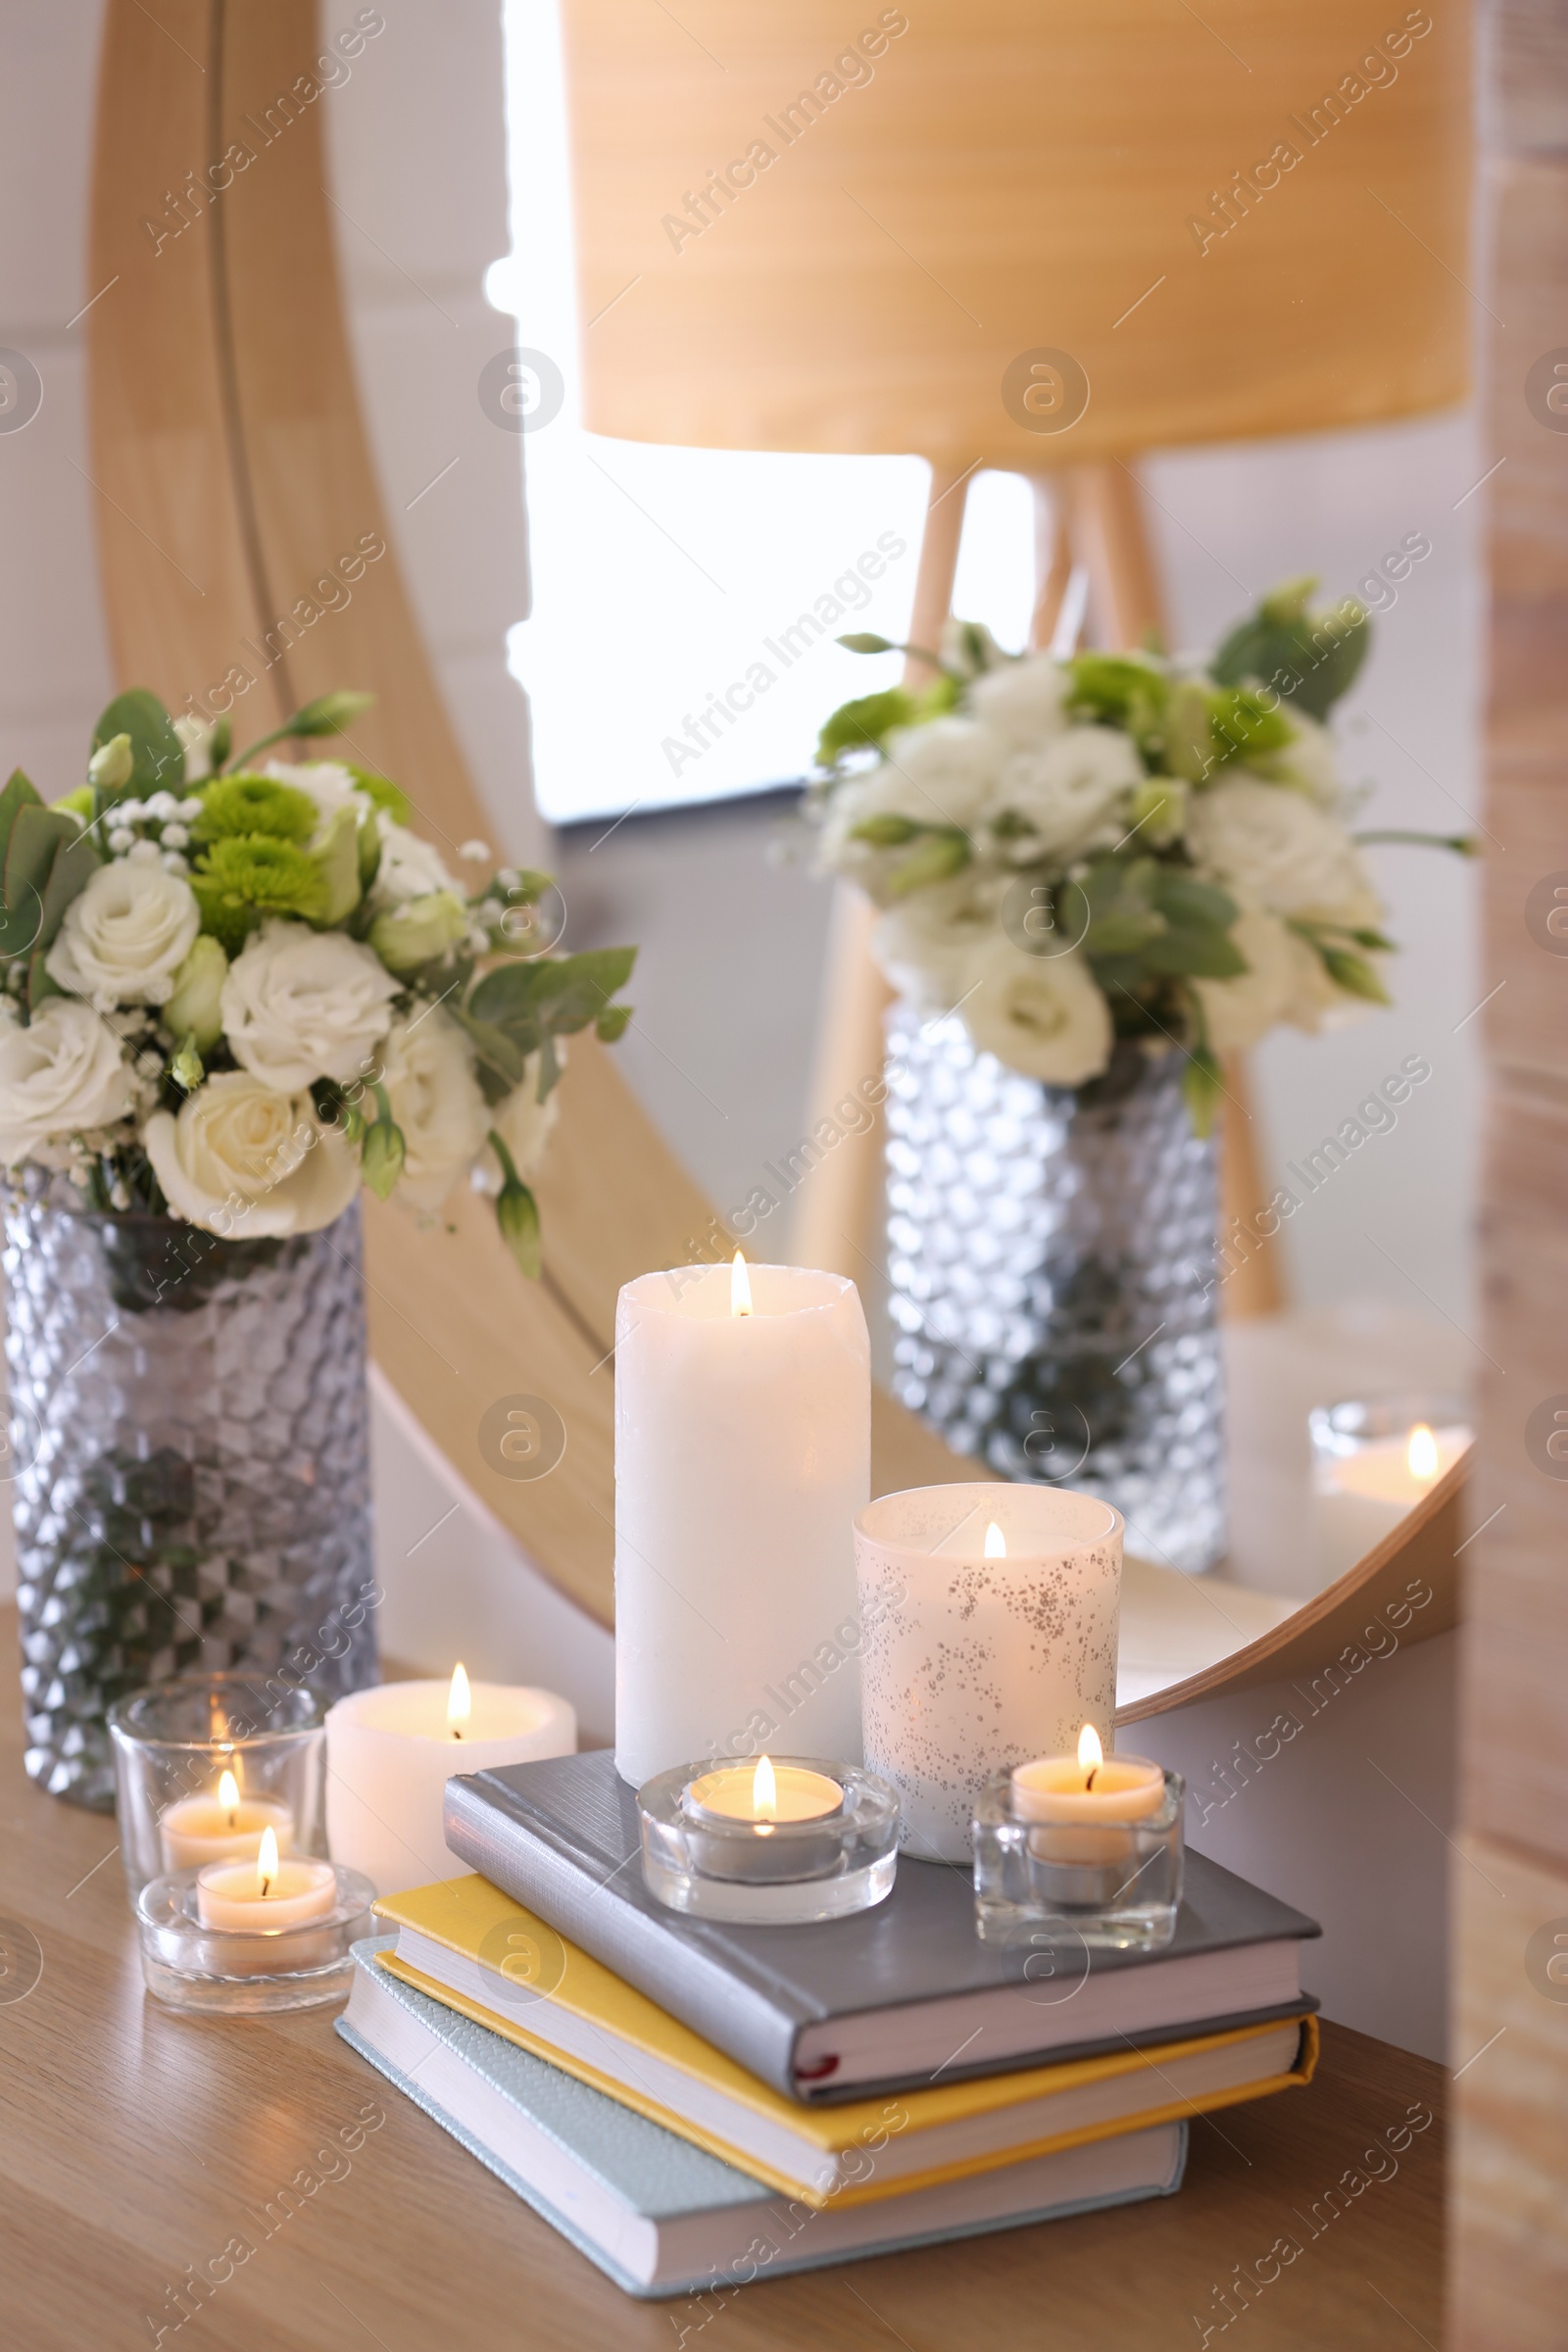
left=0, top=687, right=634, bottom=1269
left=810, top=579, right=1467, bottom=1127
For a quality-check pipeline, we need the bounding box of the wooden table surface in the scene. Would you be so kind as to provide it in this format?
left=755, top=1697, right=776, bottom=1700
left=0, top=1620, right=1446, bottom=2352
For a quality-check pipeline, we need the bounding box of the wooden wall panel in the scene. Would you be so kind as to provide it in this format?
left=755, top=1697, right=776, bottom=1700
left=1453, top=4, right=1568, bottom=2338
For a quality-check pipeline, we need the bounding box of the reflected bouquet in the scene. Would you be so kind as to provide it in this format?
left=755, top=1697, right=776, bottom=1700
left=809, top=579, right=1466, bottom=1127
left=0, top=687, right=634, bottom=1270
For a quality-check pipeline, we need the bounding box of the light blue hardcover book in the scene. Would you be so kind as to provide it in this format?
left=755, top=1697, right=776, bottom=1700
left=336, top=1939, right=1187, bottom=2300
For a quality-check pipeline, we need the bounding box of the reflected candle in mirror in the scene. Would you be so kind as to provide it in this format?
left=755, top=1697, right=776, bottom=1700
left=1310, top=1408, right=1471, bottom=1586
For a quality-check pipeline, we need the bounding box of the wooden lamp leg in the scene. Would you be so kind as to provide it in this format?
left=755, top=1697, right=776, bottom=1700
left=788, top=464, right=971, bottom=1282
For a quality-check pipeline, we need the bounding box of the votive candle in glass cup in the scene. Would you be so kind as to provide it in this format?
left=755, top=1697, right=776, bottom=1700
left=854, top=1484, right=1121, bottom=1864
left=110, top=1672, right=326, bottom=1901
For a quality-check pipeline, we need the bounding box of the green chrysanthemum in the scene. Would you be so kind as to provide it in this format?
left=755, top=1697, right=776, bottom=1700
left=192, top=834, right=325, bottom=952
left=193, top=774, right=318, bottom=847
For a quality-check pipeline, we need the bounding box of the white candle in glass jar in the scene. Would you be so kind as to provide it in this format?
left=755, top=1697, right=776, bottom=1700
left=324, top=1666, right=575, bottom=1895
left=195, top=1829, right=337, bottom=1931
left=613, top=1258, right=870, bottom=1787
left=159, top=1768, right=294, bottom=1871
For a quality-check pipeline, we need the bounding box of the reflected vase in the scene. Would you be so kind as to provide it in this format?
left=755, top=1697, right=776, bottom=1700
left=885, top=1008, right=1227, bottom=1573
left=2, top=1186, right=378, bottom=1808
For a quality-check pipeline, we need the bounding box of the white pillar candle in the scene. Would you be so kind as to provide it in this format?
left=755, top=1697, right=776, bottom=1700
left=855, top=1483, right=1121, bottom=1863
left=324, top=1668, right=576, bottom=1895
left=614, top=1260, right=870, bottom=1787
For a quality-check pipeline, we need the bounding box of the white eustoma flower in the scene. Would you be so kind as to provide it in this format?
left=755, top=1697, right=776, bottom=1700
left=1253, top=710, right=1342, bottom=806
left=958, top=935, right=1113, bottom=1086
left=872, top=877, right=999, bottom=1016
left=370, top=815, right=463, bottom=907
left=379, top=1007, right=489, bottom=1212
left=1192, top=906, right=1307, bottom=1053
left=474, top=1047, right=563, bottom=1194
left=1187, top=776, right=1380, bottom=926
left=46, top=858, right=201, bottom=1007
left=967, top=652, right=1073, bottom=749
left=0, top=999, right=140, bottom=1162
left=260, top=759, right=366, bottom=830
left=173, top=715, right=218, bottom=783
left=221, top=919, right=400, bottom=1093
left=987, top=725, right=1144, bottom=862
left=819, top=719, right=1001, bottom=879
left=144, top=1072, right=360, bottom=1238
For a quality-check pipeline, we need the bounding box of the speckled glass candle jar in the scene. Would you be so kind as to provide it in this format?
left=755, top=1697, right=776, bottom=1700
left=853, top=1484, right=1121, bottom=1864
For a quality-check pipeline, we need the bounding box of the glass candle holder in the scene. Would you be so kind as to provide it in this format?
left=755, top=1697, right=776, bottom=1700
left=1308, top=1392, right=1471, bottom=1589
left=133, top=1860, right=376, bottom=2014
left=637, top=1756, right=899, bottom=1923
left=109, top=1671, right=326, bottom=1901
left=972, top=1763, right=1184, bottom=1950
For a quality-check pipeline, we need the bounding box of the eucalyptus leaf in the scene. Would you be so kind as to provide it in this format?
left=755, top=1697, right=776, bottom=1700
left=1140, top=925, right=1249, bottom=979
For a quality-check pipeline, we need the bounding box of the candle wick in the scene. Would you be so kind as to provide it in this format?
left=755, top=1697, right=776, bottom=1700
left=260, top=1875, right=272, bottom=1898
left=1085, top=1767, right=1098, bottom=1790
left=452, top=1727, right=462, bottom=1740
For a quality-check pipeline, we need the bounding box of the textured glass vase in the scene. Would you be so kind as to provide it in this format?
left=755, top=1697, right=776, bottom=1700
left=2, top=1189, right=378, bottom=1807
left=885, top=1008, right=1227, bottom=1573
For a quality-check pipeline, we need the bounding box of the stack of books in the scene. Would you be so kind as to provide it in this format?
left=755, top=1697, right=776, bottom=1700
left=336, top=1751, right=1320, bottom=2299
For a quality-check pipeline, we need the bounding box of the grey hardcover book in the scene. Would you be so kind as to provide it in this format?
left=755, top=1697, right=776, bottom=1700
left=444, top=1750, right=1320, bottom=2104
left=337, top=1939, right=1187, bottom=2300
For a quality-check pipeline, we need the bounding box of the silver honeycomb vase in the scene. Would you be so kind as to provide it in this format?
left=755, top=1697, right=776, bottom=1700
left=885, top=1008, right=1227, bottom=1573
left=2, top=1189, right=378, bottom=1807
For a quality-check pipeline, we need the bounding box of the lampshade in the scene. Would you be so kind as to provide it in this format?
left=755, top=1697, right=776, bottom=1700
left=561, top=0, right=1469, bottom=460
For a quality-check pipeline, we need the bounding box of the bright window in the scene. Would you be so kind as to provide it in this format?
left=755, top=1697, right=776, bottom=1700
left=492, top=0, right=1037, bottom=826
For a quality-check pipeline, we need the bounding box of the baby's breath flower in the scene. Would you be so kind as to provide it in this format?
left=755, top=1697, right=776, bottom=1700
left=160, top=823, right=189, bottom=850
left=162, top=852, right=191, bottom=877
left=127, top=839, right=162, bottom=865
left=459, top=839, right=492, bottom=862
left=108, top=828, right=134, bottom=856
left=147, top=792, right=179, bottom=821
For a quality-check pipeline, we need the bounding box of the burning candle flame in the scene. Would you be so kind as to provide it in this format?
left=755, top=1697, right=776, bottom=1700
left=730, top=1249, right=753, bottom=1318
left=753, top=1752, right=776, bottom=1822
left=1406, top=1423, right=1439, bottom=1482
left=257, top=1823, right=279, bottom=1898
left=448, top=1662, right=471, bottom=1739
left=218, top=1767, right=240, bottom=1823
left=984, top=1521, right=1006, bottom=1558
left=1078, top=1723, right=1103, bottom=1790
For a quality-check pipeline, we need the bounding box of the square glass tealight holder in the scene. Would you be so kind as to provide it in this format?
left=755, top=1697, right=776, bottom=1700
left=972, top=1766, right=1185, bottom=1950
left=637, top=1757, right=900, bottom=1924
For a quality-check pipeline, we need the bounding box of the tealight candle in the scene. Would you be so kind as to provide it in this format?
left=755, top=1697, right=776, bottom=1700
left=1011, top=1727, right=1166, bottom=1825
left=196, top=1828, right=337, bottom=1933
left=686, top=1756, right=845, bottom=1826
left=159, top=1768, right=295, bottom=1871
left=1309, top=1397, right=1472, bottom=1588
left=324, top=1664, right=575, bottom=1895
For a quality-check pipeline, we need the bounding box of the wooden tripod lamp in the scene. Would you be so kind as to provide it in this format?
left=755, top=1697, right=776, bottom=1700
left=562, top=0, right=1470, bottom=1298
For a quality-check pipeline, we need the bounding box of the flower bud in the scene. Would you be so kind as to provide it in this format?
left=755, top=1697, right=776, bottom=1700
left=87, top=733, right=135, bottom=792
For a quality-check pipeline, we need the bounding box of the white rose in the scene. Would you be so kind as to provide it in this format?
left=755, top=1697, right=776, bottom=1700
left=987, top=725, right=1144, bottom=862
left=1187, top=776, right=1381, bottom=926
left=380, top=1008, right=489, bottom=1212
left=872, top=876, right=999, bottom=1015
left=958, top=935, right=1113, bottom=1086
left=144, top=1072, right=361, bottom=1238
left=0, top=999, right=139, bottom=1163
left=370, top=816, right=461, bottom=906
left=46, top=859, right=201, bottom=1007
left=474, top=1047, right=563, bottom=1194
left=967, top=653, right=1072, bottom=749
left=221, top=919, right=399, bottom=1092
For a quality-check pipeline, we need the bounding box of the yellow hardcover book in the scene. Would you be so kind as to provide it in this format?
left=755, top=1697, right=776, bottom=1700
left=373, top=1877, right=1317, bottom=2208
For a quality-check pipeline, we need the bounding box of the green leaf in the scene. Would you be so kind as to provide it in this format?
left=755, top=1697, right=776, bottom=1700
left=5, top=804, right=83, bottom=938
left=1140, top=924, right=1249, bottom=978
left=450, top=1006, right=526, bottom=1098
left=886, top=831, right=970, bottom=897
left=848, top=812, right=921, bottom=847
left=595, top=1003, right=632, bottom=1044
left=34, top=824, right=102, bottom=953
left=471, top=946, right=637, bottom=1037
left=1086, top=908, right=1165, bottom=956
left=91, top=690, right=185, bottom=798
left=1152, top=870, right=1237, bottom=930
left=1320, top=946, right=1391, bottom=1004
left=25, top=947, right=62, bottom=1011
left=815, top=689, right=918, bottom=768
left=837, top=632, right=898, bottom=655
left=1182, top=1048, right=1225, bottom=1138
left=361, top=1115, right=406, bottom=1200
left=209, top=715, right=232, bottom=771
